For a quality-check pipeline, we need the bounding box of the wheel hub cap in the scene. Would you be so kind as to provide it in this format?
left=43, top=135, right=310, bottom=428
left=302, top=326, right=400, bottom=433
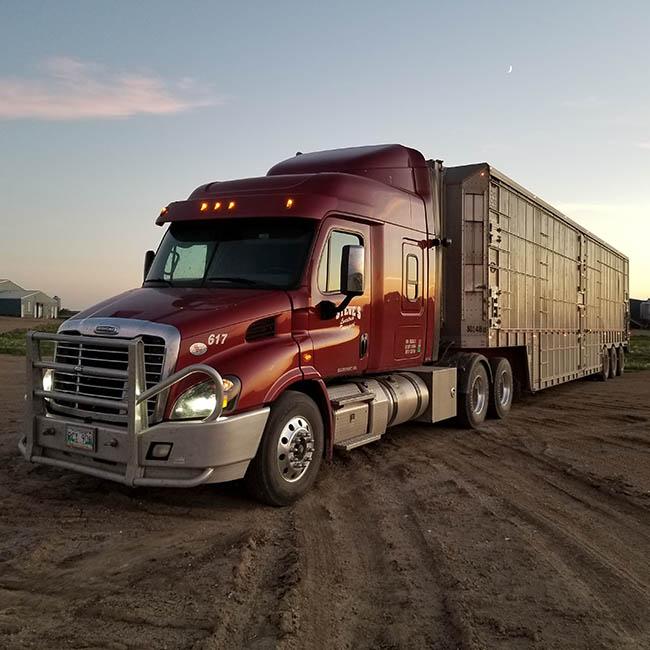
left=471, top=375, right=486, bottom=415
left=498, top=370, right=512, bottom=407
left=277, top=415, right=314, bottom=483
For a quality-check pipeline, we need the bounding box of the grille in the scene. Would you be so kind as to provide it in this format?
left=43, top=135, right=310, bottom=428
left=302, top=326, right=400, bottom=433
left=51, top=334, right=166, bottom=426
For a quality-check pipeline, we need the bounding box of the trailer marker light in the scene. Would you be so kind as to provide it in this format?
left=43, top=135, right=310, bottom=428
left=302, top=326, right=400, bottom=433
left=228, top=201, right=236, bottom=210
left=213, top=201, right=222, bottom=211
left=286, top=198, right=294, bottom=208
left=302, top=352, right=313, bottom=362
left=200, top=202, right=209, bottom=212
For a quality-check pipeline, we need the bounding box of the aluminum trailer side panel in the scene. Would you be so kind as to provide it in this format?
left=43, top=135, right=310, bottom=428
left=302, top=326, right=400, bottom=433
left=441, top=165, right=629, bottom=391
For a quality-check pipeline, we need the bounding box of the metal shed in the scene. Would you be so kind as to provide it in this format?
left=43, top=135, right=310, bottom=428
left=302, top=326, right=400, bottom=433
left=0, top=280, right=60, bottom=319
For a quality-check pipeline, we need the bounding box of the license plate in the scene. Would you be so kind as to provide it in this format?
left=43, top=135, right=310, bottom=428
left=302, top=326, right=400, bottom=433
left=65, top=426, right=96, bottom=452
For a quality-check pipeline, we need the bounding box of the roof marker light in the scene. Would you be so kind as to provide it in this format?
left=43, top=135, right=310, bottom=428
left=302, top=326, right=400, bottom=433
left=214, top=201, right=222, bottom=211
left=200, top=202, right=209, bottom=212
left=228, top=201, right=236, bottom=210
left=159, top=206, right=168, bottom=216
left=286, top=198, right=294, bottom=208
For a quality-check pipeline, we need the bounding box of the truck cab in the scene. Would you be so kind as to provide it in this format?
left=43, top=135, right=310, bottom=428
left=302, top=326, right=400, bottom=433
left=21, top=145, right=466, bottom=504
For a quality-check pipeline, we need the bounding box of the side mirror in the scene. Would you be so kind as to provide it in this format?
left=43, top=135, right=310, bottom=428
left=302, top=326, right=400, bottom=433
left=340, top=245, right=364, bottom=296
left=143, top=250, right=156, bottom=282
left=318, top=245, right=365, bottom=320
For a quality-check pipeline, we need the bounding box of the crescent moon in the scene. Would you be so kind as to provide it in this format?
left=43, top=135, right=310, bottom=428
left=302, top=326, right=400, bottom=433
left=507, top=65, right=513, bottom=74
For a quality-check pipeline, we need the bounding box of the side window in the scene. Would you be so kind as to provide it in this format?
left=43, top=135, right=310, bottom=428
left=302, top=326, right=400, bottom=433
left=317, top=230, right=362, bottom=293
left=405, top=254, right=419, bottom=301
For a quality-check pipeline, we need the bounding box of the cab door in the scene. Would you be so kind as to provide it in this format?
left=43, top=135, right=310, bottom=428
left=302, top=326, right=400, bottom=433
left=307, top=218, right=371, bottom=378
left=393, top=239, right=425, bottom=362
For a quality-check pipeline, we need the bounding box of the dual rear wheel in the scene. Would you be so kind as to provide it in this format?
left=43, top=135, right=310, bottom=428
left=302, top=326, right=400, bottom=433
left=598, top=345, right=624, bottom=381
left=456, top=354, right=513, bottom=428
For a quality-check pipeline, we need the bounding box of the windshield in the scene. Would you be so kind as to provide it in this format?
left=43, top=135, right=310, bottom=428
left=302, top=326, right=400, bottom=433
left=144, top=218, right=315, bottom=289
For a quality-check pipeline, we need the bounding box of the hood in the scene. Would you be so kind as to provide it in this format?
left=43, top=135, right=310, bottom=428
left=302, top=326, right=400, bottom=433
left=71, top=286, right=292, bottom=340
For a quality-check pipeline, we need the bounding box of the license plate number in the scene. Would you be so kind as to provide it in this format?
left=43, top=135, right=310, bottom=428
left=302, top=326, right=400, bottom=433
left=65, top=426, right=96, bottom=451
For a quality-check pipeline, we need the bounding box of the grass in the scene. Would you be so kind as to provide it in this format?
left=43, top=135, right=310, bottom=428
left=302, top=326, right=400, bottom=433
left=627, top=334, right=650, bottom=371
left=0, top=322, right=61, bottom=356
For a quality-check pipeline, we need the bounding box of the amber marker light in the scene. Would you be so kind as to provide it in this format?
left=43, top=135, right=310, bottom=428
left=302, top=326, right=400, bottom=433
left=302, top=352, right=313, bottom=363
left=159, top=206, right=168, bottom=216
left=286, top=198, right=294, bottom=209
left=213, top=201, right=222, bottom=211
left=200, top=202, right=209, bottom=211
left=228, top=201, right=236, bottom=210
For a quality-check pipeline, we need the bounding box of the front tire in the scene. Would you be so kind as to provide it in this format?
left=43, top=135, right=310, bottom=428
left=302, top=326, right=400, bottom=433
left=488, top=357, right=513, bottom=419
left=245, top=391, right=324, bottom=506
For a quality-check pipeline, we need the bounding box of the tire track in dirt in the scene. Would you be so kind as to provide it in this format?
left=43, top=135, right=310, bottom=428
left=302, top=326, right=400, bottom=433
left=355, top=407, right=650, bottom=649
left=279, top=453, right=464, bottom=650
left=2, top=353, right=650, bottom=650
left=433, top=438, right=650, bottom=646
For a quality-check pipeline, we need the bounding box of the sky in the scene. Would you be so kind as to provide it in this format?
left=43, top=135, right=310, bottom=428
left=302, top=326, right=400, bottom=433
left=1, top=0, right=649, bottom=309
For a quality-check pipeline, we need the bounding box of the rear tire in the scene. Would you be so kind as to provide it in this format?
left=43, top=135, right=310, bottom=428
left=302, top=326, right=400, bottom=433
left=487, top=357, right=513, bottom=419
left=456, top=356, right=490, bottom=429
left=609, top=346, right=618, bottom=379
left=617, top=347, right=625, bottom=376
left=245, top=391, right=324, bottom=506
left=597, top=348, right=610, bottom=381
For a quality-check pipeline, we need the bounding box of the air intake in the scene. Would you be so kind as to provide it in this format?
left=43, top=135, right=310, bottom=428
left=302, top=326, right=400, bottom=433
left=245, top=317, right=276, bottom=342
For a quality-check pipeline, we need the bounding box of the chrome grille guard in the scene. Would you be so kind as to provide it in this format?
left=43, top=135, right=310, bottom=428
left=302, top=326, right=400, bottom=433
left=22, top=331, right=224, bottom=486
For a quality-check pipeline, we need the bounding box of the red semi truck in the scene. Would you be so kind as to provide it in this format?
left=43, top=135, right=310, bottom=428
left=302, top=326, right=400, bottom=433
left=21, top=145, right=629, bottom=505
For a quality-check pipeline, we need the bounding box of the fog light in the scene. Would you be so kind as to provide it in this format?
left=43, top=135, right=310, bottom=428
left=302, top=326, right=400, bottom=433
left=147, top=442, right=173, bottom=460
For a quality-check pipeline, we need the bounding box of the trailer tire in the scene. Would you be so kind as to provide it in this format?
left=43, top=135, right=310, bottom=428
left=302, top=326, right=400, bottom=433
left=617, top=347, right=625, bottom=376
left=487, top=357, right=513, bottom=419
left=245, top=391, right=324, bottom=507
left=597, top=348, right=610, bottom=382
left=455, top=355, right=490, bottom=429
left=608, top=346, right=618, bottom=379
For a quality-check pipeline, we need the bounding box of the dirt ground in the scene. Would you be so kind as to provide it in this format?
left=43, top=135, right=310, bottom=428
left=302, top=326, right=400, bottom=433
left=0, top=318, right=62, bottom=334
left=0, top=354, right=648, bottom=650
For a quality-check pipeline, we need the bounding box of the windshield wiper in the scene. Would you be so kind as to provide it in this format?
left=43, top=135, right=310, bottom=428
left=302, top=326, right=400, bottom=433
left=205, top=276, right=274, bottom=287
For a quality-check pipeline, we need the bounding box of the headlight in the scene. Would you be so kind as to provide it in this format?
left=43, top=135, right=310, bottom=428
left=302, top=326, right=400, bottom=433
left=171, top=376, right=241, bottom=420
left=43, top=369, right=53, bottom=393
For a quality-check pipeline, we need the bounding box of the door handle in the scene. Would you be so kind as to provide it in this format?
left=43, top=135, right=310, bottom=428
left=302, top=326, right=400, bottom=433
left=360, top=333, right=369, bottom=358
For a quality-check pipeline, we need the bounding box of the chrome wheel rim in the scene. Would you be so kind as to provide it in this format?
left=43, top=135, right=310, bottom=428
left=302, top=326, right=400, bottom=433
left=497, top=370, right=512, bottom=407
left=470, top=374, right=486, bottom=415
left=277, top=415, right=314, bottom=483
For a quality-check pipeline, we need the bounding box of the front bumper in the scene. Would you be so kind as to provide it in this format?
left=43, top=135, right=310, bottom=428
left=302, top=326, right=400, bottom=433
left=22, top=330, right=269, bottom=488
left=19, top=408, right=270, bottom=487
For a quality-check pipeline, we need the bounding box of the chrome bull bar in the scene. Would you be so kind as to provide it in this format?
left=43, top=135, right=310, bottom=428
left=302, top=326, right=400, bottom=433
left=21, top=331, right=225, bottom=487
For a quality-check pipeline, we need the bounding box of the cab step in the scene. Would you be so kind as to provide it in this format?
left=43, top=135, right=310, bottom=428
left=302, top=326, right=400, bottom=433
left=334, top=432, right=382, bottom=451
